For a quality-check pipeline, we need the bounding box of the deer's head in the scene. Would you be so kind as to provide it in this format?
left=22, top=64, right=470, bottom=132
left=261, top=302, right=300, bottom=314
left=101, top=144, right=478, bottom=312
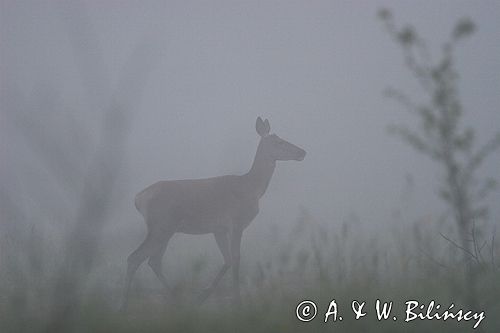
left=256, top=117, right=306, bottom=162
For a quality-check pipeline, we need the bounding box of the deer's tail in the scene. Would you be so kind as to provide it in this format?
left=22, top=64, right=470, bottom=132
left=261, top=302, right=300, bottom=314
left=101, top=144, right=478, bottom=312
left=134, top=188, right=149, bottom=219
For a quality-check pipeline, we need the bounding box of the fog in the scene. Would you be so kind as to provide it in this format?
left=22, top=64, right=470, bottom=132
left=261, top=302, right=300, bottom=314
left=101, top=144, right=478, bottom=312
left=1, top=1, right=499, bottom=332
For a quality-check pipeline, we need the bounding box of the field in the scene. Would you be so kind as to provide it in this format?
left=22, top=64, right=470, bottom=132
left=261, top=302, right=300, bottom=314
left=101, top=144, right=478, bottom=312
left=1, top=209, right=499, bottom=332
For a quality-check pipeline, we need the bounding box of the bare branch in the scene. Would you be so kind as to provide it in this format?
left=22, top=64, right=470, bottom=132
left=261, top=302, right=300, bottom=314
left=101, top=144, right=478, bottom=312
left=402, top=45, right=434, bottom=93
left=387, top=125, right=440, bottom=159
left=491, top=231, right=497, bottom=269
left=439, top=232, right=479, bottom=263
left=415, top=35, right=432, bottom=67
left=418, top=247, right=450, bottom=270
left=478, top=240, right=487, bottom=256
left=471, top=220, right=485, bottom=263
left=384, top=87, right=420, bottom=114
left=378, top=10, right=433, bottom=92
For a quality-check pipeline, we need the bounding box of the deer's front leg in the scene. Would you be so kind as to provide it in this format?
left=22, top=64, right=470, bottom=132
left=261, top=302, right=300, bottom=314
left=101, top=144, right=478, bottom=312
left=198, top=231, right=231, bottom=304
left=230, top=227, right=243, bottom=304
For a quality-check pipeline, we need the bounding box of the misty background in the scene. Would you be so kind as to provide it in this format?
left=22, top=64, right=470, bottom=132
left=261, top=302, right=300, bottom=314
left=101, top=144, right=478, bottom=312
left=1, top=1, right=499, bottom=331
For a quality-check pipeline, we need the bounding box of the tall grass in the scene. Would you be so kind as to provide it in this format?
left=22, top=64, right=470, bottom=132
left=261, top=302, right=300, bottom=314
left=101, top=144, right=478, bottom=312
left=1, top=208, right=499, bottom=332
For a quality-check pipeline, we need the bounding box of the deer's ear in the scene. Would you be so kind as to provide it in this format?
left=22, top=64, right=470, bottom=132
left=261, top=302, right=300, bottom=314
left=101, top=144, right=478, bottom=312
left=256, top=117, right=269, bottom=137
left=264, top=119, right=271, bottom=134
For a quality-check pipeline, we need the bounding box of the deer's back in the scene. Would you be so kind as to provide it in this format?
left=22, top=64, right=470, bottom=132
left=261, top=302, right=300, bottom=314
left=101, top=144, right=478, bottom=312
left=135, top=175, right=259, bottom=232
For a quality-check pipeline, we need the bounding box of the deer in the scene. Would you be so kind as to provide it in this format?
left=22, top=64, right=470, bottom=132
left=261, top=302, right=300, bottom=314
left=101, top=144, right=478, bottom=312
left=121, top=117, right=306, bottom=311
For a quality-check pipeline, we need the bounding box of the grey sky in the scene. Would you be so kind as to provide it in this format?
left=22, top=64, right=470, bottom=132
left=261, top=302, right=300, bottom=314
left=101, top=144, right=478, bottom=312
left=2, top=0, right=499, bottom=238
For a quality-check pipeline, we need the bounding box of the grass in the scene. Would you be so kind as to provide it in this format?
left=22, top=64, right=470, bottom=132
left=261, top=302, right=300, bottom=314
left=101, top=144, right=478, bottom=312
left=1, top=210, right=499, bottom=332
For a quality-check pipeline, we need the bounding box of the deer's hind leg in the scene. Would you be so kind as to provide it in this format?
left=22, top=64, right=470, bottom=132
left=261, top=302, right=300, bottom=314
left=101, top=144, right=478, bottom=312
left=148, top=231, right=175, bottom=296
left=120, top=225, right=172, bottom=312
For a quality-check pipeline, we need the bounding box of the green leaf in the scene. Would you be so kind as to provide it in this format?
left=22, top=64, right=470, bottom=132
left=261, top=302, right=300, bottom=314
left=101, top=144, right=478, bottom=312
left=453, top=18, right=476, bottom=40
left=377, top=8, right=392, bottom=21
left=398, top=26, right=416, bottom=45
left=454, top=128, right=474, bottom=151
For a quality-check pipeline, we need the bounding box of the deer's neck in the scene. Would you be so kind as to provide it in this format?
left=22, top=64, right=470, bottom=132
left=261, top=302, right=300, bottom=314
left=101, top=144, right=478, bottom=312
left=244, top=140, right=276, bottom=199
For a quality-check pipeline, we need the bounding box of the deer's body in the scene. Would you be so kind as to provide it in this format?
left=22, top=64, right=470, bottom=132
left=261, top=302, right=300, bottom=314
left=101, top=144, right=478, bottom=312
left=135, top=175, right=260, bottom=234
left=121, top=117, right=305, bottom=310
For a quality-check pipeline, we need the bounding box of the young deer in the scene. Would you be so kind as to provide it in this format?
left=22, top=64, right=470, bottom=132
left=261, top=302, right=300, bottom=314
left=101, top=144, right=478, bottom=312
left=121, top=117, right=306, bottom=310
